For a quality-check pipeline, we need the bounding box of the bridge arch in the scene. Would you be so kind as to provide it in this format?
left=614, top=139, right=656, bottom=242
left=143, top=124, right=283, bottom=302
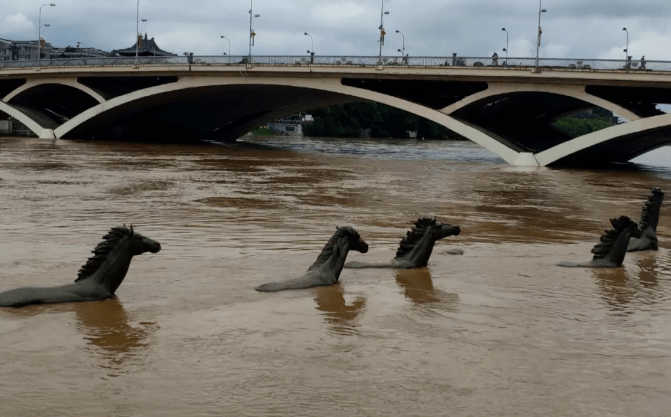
left=440, top=82, right=641, bottom=122
left=0, top=101, right=53, bottom=138
left=536, top=113, right=671, bottom=166
left=3, top=78, right=105, bottom=104
left=54, top=76, right=522, bottom=164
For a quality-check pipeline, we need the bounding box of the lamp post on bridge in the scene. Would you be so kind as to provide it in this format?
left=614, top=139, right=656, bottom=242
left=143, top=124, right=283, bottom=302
left=304, top=32, right=314, bottom=63
left=623, top=27, right=629, bottom=66
left=378, top=0, right=390, bottom=64
left=395, top=30, right=405, bottom=58
left=249, top=0, right=261, bottom=65
left=37, top=3, right=55, bottom=65
left=535, top=0, right=547, bottom=69
left=221, top=35, right=231, bottom=63
left=502, top=28, right=508, bottom=62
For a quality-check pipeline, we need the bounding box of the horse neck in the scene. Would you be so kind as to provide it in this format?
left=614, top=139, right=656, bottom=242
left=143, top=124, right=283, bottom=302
left=400, top=231, right=436, bottom=266
left=603, top=229, right=634, bottom=266
left=642, top=199, right=663, bottom=231
left=90, top=239, right=134, bottom=294
left=309, top=236, right=350, bottom=279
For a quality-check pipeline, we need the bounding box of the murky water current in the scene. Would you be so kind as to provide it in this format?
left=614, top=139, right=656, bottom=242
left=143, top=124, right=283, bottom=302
left=1, top=136, right=670, bottom=416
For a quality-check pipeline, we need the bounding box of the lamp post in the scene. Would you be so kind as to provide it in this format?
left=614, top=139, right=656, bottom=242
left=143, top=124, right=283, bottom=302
left=221, top=36, right=231, bottom=63
left=502, top=28, right=508, bottom=61
left=37, top=3, right=55, bottom=65
left=249, top=0, right=260, bottom=64
left=304, top=32, right=314, bottom=64
left=535, top=0, right=547, bottom=68
left=395, top=30, right=405, bottom=58
left=378, top=0, right=389, bottom=64
left=623, top=27, right=629, bottom=64
left=134, top=0, right=142, bottom=64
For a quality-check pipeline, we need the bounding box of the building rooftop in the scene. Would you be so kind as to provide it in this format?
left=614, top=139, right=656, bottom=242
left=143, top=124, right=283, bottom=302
left=113, top=34, right=177, bottom=57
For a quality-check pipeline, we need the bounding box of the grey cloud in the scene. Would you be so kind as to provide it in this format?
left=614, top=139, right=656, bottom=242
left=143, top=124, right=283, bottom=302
left=1, top=0, right=669, bottom=60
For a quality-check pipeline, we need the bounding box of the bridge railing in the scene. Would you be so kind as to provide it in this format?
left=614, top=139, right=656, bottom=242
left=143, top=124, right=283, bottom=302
left=1, top=55, right=670, bottom=72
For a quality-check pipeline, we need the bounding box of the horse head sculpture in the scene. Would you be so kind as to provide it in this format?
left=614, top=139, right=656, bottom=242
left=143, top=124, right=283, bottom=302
left=557, top=216, right=641, bottom=268
left=345, top=216, right=462, bottom=269
left=255, top=226, right=368, bottom=292
left=0, top=225, right=161, bottom=307
left=628, top=186, right=664, bottom=252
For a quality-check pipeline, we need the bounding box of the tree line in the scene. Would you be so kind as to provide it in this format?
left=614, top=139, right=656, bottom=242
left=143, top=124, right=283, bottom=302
left=299, top=101, right=618, bottom=140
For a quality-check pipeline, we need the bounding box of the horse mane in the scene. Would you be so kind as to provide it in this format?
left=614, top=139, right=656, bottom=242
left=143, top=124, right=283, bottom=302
left=75, top=226, right=132, bottom=282
left=309, top=226, right=358, bottom=270
left=395, top=217, right=436, bottom=260
left=591, top=216, right=636, bottom=260
left=638, top=187, right=663, bottom=230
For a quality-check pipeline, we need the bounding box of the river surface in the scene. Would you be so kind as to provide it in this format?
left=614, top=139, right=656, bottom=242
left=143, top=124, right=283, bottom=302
left=1, top=136, right=670, bottom=416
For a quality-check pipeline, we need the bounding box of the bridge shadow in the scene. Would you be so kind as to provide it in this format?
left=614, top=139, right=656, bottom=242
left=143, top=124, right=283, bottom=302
left=313, top=284, right=366, bottom=335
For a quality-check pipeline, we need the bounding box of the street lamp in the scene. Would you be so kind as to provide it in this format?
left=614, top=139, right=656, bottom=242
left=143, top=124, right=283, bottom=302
left=37, top=3, right=55, bottom=65
left=502, top=28, right=509, bottom=61
left=395, top=30, right=405, bottom=58
left=249, top=0, right=261, bottom=64
left=623, top=27, right=629, bottom=64
left=221, top=36, right=231, bottom=63
left=378, top=0, right=390, bottom=64
left=535, top=0, right=547, bottom=68
left=134, top=0, right=142, bottom=64
left=304, top=32, right=314, bottom=64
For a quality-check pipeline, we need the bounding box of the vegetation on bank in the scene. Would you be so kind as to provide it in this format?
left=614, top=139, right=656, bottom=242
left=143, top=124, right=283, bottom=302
left=251, top=127, right=276, bottom=136
left=300, top=102, right=619, bottom=140
left=552, top=117, right=616, bottom=138
left=302, top=102, right=465, bottom=140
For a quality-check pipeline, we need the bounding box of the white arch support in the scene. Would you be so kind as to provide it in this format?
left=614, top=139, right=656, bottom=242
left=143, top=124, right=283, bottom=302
left=55, top=76, right=526, bottom=165
left=3, top=78, right=106, bottom=104
left=536, top=113, right=671, bottom=166
left=0, top=101, right=52, bottom=138
left=440, top=82, right=641, bottom=122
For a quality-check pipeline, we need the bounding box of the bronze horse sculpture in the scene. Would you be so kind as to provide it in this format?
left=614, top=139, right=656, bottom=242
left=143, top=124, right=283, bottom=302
left=628, top=186, right=664, bottom=252
left=556, top=216, right=642, bottom=268
left=255, top=226, right=369, bottom=292
left=344, top=217, right=461, bottom=269
left=0, top=225, right=161, bottom=307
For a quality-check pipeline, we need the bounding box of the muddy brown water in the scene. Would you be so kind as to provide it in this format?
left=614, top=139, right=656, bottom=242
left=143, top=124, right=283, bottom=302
left=1, top=136, right=670, bottom=416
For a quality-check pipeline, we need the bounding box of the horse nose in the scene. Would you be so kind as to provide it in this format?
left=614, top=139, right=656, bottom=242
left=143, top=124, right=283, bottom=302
left=150, top=241, right=162, bottom=253
left=360, top=240, right=369, bottom=253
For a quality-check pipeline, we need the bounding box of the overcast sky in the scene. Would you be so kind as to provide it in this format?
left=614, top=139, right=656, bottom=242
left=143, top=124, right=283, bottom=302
left=2, top=0, right=670, bottom=60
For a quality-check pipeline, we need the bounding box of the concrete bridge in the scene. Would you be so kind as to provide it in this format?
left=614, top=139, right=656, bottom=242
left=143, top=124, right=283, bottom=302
left=1, top=55, right=671, bottom=166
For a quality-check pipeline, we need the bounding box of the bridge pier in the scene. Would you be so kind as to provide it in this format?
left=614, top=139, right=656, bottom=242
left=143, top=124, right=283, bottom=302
left=513, top=152, right=540, bottom=167
left=39, top=129, right=56, bottom=139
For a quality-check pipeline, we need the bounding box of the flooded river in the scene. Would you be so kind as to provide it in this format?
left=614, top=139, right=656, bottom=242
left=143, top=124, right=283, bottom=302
left=1, top=136, right=670, bottom=416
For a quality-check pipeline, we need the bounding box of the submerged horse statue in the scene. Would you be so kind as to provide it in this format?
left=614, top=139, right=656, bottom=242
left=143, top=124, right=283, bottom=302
left=0, top=225, right=161, bottom=307
left=255, top=226, right=369, bottom=292
left=628, top=186, right=664, bottom=252
left=556, top=216, right=642, bottom=268
left=344, top=217, right=461, bottom=269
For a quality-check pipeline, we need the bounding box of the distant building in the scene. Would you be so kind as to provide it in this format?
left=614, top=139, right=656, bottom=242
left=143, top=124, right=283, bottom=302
left=51, top=45, right=110, bottom=58
left=0, top=38, right=54, bottom=61
left=267, top=113, right=313, bottom=136
left=113, top=34, right=177, bottom=57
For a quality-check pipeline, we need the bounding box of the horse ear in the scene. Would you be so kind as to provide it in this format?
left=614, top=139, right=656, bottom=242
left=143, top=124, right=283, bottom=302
left=129, top=224, right=134, bottom=236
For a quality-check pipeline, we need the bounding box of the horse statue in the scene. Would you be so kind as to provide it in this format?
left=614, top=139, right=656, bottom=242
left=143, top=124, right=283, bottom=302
left=344, top=217, right=461, bottom=269
left=556, top=216, right=642, bottom=268
left=0, top=225, right=161, bottom=307
left=255, top=226, right=369, bottom=292
left=628, top=186, right=664, bottom=252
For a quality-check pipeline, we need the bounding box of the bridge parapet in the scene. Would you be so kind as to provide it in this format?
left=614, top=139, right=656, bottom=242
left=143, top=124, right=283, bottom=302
left=1, top=55, right=670, bottom=73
